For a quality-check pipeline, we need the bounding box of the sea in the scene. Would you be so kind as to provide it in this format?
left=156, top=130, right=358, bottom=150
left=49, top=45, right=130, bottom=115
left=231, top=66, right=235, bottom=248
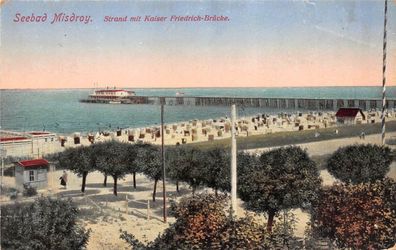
left=1, top=87, right=395, bottom=134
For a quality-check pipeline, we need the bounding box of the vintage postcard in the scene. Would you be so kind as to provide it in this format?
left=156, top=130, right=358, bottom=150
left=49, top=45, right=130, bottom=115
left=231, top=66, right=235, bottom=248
left=1, top=1, right=395, bottom=249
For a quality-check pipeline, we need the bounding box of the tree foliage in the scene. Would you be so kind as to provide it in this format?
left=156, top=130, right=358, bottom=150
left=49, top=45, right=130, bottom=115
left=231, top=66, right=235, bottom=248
left=168, top=194, right=228, bottom=249
left=166, top=146, right=204, bottom=196
left=122, top=143, right=141, bottom=189
left=138, top=143, right=163, bottom=201
left=58, top=145, right=96, bottom=192
left=1, top=197, right=90, bottom=250
left=327, top=144, right=392, bottom=184
left=200, top=148, right=230, bottom=194
left=166, top=146, right=189, bottom=193
left=95, top=141, right=129, bottom=195
left=311, top=179, right=396, bottom=250
left=238, top=146, right=322, bottom=231
left=121, top=193, right=298, bottom=250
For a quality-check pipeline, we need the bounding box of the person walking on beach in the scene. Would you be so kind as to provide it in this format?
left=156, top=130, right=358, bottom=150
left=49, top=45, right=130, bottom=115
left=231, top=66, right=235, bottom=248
left=60, top=170, right=68, bottom=189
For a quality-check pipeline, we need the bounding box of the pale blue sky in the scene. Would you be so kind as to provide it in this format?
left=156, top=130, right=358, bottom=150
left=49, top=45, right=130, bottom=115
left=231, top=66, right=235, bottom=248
left=1, top=0, right=395, bottom=88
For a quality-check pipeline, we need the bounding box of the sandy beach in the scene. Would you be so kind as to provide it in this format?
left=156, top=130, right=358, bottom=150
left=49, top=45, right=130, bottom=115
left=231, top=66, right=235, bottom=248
left=2, top=109, right=391, bottom=158
left=2, top=108, right=395, bottom=161
left=61, top=109, right=396, bottom=148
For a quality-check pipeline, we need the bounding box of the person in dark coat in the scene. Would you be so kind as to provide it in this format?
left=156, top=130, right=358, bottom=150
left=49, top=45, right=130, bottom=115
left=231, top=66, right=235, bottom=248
left=60, top=177, right=66, bottom=186
left=60, top=170, right=68, bottom=189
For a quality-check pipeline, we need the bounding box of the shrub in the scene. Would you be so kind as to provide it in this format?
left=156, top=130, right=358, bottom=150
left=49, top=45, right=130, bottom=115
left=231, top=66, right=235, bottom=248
left=22, top=184, right=37, bottom=197
left=3, top=166, right=15, bottom=177
left=1, top=197, right=90, bottom=250
left=311, top=179, right=396, bottom=249
left=1, top=186, right=19, bottom=199
left=121, top=194, right=300, bottom=250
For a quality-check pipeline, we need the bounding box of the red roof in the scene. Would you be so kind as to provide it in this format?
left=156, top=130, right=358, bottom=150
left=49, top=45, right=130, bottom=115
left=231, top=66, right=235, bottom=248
left=335, top=108, right=365, bottom=119
left=28, top=132, right=50, bottom=135
left=18, top=159, right=49, bottom=168
left=95, top=89, right=128, bottom=93
left=0, top=136, right=28, bottom=142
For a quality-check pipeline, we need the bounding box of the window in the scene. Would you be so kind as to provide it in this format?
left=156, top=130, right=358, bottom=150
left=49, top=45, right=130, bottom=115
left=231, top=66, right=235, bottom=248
left=29, top=170, right=35, bottom=181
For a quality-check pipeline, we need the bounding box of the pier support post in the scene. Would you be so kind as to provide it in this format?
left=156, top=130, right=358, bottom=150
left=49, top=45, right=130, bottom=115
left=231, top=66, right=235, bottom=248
left=333, top=99, right=337, bottom=111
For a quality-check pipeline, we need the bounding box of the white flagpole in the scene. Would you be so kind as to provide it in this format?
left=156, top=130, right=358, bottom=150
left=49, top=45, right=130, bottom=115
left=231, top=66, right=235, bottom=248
left=231, top=104, right=237, bottom=217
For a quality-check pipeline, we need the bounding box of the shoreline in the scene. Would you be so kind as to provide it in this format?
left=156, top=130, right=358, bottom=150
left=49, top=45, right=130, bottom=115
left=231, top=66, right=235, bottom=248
left=1, top=109, right=396, bottom=158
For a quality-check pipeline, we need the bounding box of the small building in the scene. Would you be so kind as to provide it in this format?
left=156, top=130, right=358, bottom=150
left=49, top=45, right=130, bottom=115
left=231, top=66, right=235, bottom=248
left=0, top=130, right=60, bottom=157
left=15, top=158, right=49, bottom=190
left=335, top=108, right=366, bottom=125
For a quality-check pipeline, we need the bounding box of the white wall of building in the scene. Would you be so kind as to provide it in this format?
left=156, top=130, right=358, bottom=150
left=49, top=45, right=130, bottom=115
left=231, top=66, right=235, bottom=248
left=1, top=135, right=63, bottom=158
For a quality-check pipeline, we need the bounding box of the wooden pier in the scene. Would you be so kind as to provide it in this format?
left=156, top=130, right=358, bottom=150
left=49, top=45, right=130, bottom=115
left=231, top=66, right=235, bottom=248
left=80, top=96, right=396, bottom=111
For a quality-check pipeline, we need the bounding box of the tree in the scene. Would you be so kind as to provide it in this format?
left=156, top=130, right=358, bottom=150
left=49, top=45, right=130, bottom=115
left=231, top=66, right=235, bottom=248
left=58, top=146, right=95, bottom=193
left=138, top=143, right=162, bottom=201
left=236, top=151, right=259, bottom=178
left=122, top=143, right=141, bottom=189
left=91, top=142, right=109, bottom=186
left=200, top=147, right=230, bottom=195
left=327, top=144, right=393, bottom=184
left=165, top=146, right=184, bottom=193
left=174, top=147, right=204, bottom=196
left=1, top=197, right=90, bottom=250
left=95, top=141, right=128, bottom=196
left=166, top=146, right=204, bottom=195
left=311, top=179, right=396, bottom=249
left=238, top=146, right=322, bottom=232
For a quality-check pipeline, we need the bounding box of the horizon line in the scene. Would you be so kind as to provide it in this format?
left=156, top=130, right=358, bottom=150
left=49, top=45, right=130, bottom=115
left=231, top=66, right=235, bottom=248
left=1, top=84, right=396, bottom=91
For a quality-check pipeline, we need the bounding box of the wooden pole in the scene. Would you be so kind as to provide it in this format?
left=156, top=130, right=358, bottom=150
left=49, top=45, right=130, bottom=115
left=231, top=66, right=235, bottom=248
left=1, top=149, right=6, bottom=191
left=1, top=155, right=4, bottom=191
left=125, top=194, right=128, bottom=214
left=147, top=199, right=150, bottom=220
left=161, top=103, right=167, bottom=223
